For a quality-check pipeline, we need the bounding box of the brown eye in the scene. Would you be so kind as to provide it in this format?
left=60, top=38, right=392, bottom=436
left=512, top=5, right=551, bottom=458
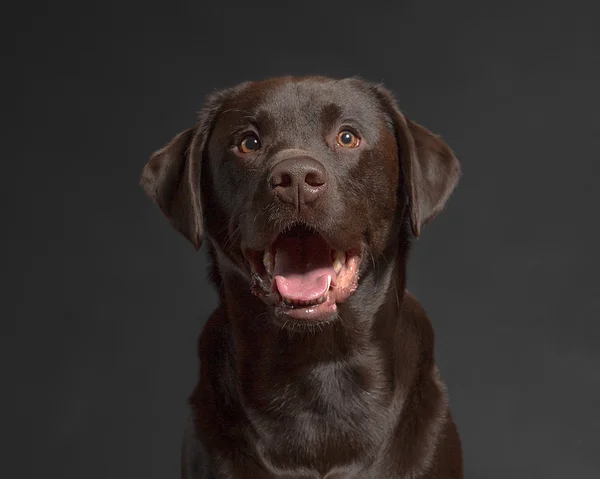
left=239, top=134, right=261, bottom=153
left=336, top=130, right=360, bottom=148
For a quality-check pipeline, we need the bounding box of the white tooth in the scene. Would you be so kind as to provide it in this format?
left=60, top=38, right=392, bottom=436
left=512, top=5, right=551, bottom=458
left=263, top=251, right=274, bottom=275
left=333, top=258, right=342, bottom=274
left=326, top=275, right=331, bottom=290
left=333, top=250, right=345, bottom=274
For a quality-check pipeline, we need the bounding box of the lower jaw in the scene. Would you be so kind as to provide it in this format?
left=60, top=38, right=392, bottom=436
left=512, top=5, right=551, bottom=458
left=274, top=296, right=338, bottom=321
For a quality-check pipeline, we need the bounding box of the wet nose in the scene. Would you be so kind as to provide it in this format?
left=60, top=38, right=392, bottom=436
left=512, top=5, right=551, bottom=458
left=268, top=156, right=327, bottom=206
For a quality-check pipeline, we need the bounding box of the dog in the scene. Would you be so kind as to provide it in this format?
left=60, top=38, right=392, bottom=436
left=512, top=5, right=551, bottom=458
left=141, top=76, right=463, bottom=478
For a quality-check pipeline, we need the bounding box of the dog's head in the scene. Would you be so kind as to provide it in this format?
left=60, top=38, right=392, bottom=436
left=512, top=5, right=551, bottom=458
left=141, top=77, right=460, bottom=323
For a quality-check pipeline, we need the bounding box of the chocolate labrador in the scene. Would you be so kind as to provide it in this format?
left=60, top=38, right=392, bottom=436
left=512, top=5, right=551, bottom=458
left=141, top=76, right=463, bottom=478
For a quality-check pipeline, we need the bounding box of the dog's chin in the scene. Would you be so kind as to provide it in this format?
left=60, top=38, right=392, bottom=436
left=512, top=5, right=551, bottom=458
left=244, top=224, right=362, bottom=324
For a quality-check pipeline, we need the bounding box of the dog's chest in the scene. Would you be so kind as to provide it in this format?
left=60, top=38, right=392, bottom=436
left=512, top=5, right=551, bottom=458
left=241, top=362, right=395, bottom=474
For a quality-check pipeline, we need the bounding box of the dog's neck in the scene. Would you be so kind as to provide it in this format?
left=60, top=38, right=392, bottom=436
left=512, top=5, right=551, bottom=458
left=201, top=239, right=425, bottom=470
left=208, top=237, right=410, bottom=384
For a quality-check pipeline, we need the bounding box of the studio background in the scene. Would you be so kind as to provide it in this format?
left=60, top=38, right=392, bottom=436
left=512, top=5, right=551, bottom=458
left=5, top=1, right=599, bottom=478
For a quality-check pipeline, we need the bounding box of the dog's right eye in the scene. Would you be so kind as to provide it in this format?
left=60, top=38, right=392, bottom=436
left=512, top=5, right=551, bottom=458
left=336, top=130, right=360, bottom=148
left=239, top=134, right=261, bottom=154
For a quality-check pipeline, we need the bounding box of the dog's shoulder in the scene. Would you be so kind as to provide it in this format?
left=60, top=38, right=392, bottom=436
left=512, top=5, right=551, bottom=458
left=401, top=289, right=425, bottom=316
left=400, top=289, right=436, bottom=344
left=198, top=308, right=230, bottom=357
left=181, top=415, right=213, bottom=479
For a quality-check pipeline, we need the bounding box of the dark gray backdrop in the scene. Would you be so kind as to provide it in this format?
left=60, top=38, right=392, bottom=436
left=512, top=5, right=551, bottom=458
left=6, top=0, right=600, bottom=478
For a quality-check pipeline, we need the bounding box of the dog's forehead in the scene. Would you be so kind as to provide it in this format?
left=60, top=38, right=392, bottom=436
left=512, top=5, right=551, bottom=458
left=263, top=79, right=379, bottom=117
left=229, top=78, right=384, bottom=129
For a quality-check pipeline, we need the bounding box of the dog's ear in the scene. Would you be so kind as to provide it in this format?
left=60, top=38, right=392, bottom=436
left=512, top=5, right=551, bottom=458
left=140, top=87, right=242, bottom=250
left=372, top=85, right=461, bottom=237
left=403, top=118, right=461, bottom=237
left=140, top=128, right=203, bottom=249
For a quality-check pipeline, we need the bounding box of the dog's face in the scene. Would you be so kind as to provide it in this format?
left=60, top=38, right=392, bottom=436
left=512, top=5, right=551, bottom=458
left=141, top=76, right=460, bottom=323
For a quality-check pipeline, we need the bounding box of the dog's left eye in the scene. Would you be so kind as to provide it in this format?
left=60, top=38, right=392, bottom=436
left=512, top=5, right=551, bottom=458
left=239, top=134, right=261, bottom=153
left=336, top=130, right=360, bottom=148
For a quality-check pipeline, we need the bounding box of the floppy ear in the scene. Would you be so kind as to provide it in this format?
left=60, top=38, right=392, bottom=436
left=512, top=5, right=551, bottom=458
left=373, top=85, right=461, bottom=237
left=140, top=127, right=204, bottom=250
left=140, top=85, right=246, bottom=249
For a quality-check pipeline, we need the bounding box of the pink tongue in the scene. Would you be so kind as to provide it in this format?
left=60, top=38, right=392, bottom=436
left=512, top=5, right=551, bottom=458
left=273, top=235, right=334, bottom=301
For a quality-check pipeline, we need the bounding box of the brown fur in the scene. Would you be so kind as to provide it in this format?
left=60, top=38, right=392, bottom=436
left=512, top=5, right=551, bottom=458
left=141, top=76, right=462, bottom=478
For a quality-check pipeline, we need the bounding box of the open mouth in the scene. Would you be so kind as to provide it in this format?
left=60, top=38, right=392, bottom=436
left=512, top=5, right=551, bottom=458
left=245, top=225, right=362, bottom=321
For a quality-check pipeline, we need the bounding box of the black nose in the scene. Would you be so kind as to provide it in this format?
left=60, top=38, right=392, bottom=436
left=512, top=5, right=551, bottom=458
left=269, top=156, right=327, bottom=206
